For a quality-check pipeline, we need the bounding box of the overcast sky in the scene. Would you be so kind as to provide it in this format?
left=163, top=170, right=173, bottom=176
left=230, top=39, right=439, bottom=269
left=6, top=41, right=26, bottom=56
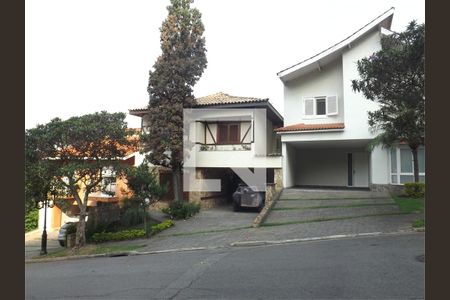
left=25, top=0, right=424, bottom=129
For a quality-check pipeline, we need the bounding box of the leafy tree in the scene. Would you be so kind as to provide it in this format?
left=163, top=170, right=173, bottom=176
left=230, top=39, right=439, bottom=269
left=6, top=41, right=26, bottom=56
left=351, top=21, right=425, bottom=182
left=125, top=162, right=166, bottom=237
left=143, top=0, right=207, bottom=201
left=25, top=112, right=137, bottom=248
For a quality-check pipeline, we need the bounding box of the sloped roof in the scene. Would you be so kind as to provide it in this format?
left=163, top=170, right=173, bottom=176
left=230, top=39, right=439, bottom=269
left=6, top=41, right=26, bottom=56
left=277, top=7, right=394, bottom=82
left=128, top=92, right=283, bottom=124
left=275, top=123, right=345, bottom=133
left=195, top=92, right=268, bottom=106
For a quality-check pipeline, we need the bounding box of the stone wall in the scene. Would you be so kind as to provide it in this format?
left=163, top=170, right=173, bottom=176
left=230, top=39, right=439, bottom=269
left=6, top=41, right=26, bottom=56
left=252, top=183, right=282, bottom=227
left=370, top=184, right=405, bottom=196
left=274, top=168, right=283, bottom=190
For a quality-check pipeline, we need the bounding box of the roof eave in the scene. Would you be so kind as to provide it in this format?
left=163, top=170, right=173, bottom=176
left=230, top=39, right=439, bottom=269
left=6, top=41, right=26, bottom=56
left=276, top=128, right=345, bottom=134
left=277, top=7, right=395, bottom=82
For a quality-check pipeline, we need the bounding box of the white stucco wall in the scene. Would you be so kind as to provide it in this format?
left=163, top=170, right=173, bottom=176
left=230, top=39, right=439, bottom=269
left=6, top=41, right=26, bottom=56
left=282, top=142, right=296, bottom=188
left=183, top=108, right=281, bottom=169
left=283, top=58, right=344, bottom=127
left=370, top=145, right=390, bottom=185
left=281, top=29, right=383, bottom=144
left=341, top=29, right=382, bottom=139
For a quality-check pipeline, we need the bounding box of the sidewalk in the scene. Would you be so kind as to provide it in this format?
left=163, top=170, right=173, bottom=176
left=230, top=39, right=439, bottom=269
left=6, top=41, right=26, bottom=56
left=25, top=229, right=60, bottom=259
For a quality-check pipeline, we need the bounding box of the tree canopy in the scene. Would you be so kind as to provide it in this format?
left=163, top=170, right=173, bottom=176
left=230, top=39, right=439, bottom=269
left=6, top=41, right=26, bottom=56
left=351, top=21, right=425, bottom=182
left=125, top=162, right=166, bottom=236
left=143, top=0, right=207, bottom=201
left=25, top=111, right=138, bottom=248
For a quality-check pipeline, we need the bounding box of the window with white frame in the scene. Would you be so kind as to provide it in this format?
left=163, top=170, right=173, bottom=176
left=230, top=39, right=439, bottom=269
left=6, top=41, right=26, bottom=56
left=390, top=146, right=425, bottom=184
left=304, top=96, right=338, bottom=117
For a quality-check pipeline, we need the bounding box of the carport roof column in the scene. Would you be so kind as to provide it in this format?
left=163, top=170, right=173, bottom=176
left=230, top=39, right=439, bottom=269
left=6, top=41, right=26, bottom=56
left=282, top=142, right=294, bottom=188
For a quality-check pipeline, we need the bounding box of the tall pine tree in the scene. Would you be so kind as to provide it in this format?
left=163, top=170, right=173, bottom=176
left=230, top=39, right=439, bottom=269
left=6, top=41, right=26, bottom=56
left=144, top=0, right=207, bottom=201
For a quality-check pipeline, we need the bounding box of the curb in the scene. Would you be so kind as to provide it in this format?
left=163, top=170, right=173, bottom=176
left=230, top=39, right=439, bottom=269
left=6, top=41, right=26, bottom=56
left=230, top=230, right=416, bottom=247
left=25, top=246, right=214, bottom=264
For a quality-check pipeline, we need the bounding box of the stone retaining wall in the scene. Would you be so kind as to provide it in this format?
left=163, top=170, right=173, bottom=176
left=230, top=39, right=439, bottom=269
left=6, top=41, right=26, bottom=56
left=252, top=183, right=282, bottom=227
left=370, top=184, right=405, bottom=196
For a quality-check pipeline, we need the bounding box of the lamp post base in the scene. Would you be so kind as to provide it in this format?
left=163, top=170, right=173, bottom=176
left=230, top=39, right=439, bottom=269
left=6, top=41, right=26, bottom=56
left=40, top=229, right=47, bottom=255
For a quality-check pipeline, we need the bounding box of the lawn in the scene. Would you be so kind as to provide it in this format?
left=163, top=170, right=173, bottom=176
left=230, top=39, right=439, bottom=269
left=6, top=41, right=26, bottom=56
left=393, top=196, right=425, bottom=229
left=393, top=196, right=424, bottom=213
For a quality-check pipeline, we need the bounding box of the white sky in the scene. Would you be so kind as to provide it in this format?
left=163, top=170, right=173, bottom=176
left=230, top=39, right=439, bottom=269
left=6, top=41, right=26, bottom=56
left=25, top=0, right=424, bottom=129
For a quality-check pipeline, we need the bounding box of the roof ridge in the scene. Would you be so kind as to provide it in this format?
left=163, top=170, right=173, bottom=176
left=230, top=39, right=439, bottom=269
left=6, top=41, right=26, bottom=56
left=277, top=7, right=395, bottom=76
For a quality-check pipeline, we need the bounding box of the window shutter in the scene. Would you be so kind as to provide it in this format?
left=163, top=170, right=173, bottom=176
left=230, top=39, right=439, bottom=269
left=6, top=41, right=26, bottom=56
left=229, top=124, right=239, bottom=143
left=304, top=98, right=314, bottom=116
left=326, top=96, right=338, bottom=115
left=217, top=124, right=227, bottom=144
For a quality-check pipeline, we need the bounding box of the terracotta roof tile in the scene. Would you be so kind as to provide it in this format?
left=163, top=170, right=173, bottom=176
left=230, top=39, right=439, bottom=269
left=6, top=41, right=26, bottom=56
left=275, top=122, right=345, bottom=132
left=129, top=92, right=268, bottom=113
left=195, top=92, right=268, bottom=106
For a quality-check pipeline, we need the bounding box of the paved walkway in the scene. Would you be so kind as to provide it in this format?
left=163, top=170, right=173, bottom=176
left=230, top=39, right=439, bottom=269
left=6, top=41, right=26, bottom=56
left=25, top=229, right=60, bottom=259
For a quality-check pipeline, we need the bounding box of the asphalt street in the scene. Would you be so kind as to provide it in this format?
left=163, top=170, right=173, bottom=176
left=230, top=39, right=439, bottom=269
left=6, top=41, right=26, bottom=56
left=25, top=232, right=424, bottom=299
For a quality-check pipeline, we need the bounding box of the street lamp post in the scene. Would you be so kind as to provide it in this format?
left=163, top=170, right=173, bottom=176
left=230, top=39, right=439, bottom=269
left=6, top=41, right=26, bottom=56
left=37, top=194, right=55, bottom=255
left=144, top=197, right=150, bottom=238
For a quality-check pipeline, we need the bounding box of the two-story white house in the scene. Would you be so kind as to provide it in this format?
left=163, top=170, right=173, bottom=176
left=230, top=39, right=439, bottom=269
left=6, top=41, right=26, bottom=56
left=275, top=8, right=425, bottom=192
left=129, top=92, right=284, bottom=207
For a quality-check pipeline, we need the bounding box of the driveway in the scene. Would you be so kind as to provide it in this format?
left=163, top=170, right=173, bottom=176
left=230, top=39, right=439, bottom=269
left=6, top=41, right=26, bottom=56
left=265, top=188, right=400, bottom=225
left=109, top=189, right=419, bottom=253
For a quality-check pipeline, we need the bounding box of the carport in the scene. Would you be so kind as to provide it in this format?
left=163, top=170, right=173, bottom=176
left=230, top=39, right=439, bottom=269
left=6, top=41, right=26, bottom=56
left=283, top=140, right=371, bottom=189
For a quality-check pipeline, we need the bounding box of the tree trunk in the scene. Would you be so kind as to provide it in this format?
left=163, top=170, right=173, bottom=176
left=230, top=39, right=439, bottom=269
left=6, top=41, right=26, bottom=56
left=411, top=146, right=420, bottom=183
left=172, top=167, right=183, bottom=202
left=75, top=208, right=87, bottom=249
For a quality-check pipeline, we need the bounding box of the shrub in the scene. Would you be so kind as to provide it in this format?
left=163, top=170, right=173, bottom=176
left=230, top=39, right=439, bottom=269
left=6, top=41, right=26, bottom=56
left=404, top=182, right=425, bottom=198
left=91, top=229, right=146, bottom=243
left=66, top=223, right=77, bottom=234
left=25, top=209, right=39, bottom=232
left=150, top=219, right=174, bottom=235
left=161, top=201, right=200, bottom=220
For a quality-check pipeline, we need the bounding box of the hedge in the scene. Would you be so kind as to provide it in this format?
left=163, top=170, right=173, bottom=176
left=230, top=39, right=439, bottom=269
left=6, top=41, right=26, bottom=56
left=91, top=229, right=146, bottom=243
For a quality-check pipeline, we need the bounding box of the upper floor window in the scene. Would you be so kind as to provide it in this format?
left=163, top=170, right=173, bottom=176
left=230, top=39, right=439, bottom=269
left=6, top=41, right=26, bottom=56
left=217, top=123, right=240, bottom=144
left=304, top=96, right=338, bottom=117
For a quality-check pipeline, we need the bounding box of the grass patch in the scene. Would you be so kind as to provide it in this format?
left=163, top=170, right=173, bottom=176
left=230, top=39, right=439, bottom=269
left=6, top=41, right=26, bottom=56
left=33, top=244, right=146, bottom=259
left=262, top=212, right=410, bottom=227
left=412, top=218, right=425, bottom=228
left=272, top=203, right=395, bottom=211
left=393, top=197, right=424, bottom=214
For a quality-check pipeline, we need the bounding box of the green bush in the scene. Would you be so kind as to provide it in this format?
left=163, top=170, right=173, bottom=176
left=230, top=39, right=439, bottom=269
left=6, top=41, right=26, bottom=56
left=162, top=201, right=200, bottom=220
left=404, top=182, right=425, bottom=198
left=25, top=209, right=39, bottom=232
left=150, top=219, right=174, bottom=235
left=91, top=229, right=146, bottom=243
left=66, top=223, right=77, bottom=234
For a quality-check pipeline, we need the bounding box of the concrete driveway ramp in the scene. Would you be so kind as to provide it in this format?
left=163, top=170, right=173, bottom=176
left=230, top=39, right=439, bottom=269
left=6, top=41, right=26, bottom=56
left=264, top=188, right=399, bottom=225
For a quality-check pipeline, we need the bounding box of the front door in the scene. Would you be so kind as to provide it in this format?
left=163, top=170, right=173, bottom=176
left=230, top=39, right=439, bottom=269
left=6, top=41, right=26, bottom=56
left=352, top=152, right=369, bottom=187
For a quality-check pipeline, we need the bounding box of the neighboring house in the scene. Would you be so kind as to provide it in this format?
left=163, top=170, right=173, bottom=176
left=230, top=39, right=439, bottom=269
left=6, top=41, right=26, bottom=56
left=38, top=133, right=140, bottom=231
left=275, top=8, right=425, bottom=192
left=129, top=92, right=284, bottom=207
